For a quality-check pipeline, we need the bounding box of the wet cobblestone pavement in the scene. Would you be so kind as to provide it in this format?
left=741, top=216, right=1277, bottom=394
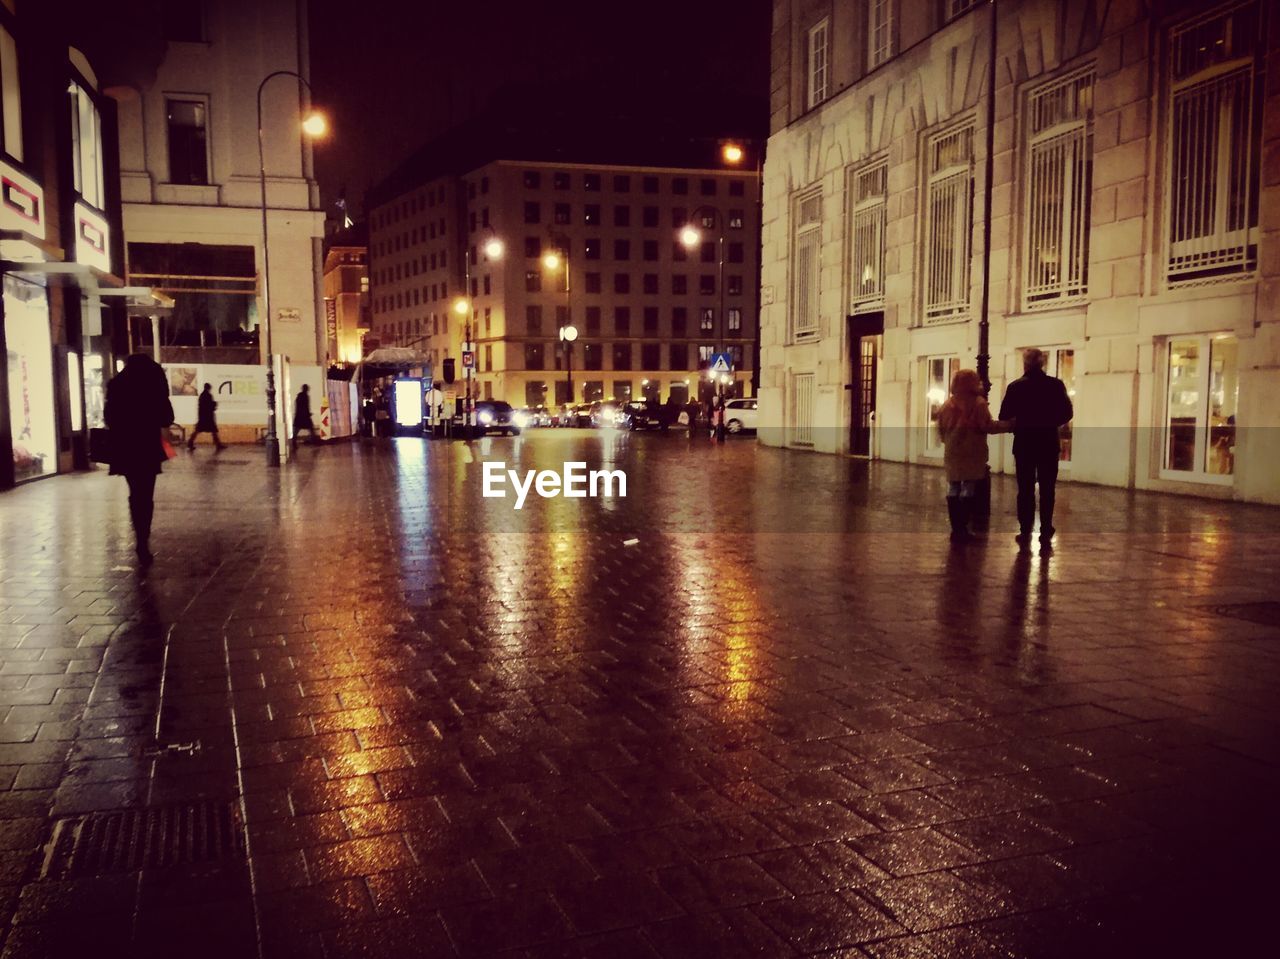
left=1, top=432, right=1279, bottom=958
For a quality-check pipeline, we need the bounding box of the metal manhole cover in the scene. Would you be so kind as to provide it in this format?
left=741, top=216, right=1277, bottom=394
left=1201, top=602, right=1280, bottom=627
left=40, top=800, right=244, bottom=879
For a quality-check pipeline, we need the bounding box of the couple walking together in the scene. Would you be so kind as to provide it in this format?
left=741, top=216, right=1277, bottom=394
left=937, top=348, right=1073, bottom=548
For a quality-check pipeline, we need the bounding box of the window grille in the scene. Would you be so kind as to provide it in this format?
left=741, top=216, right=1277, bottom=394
left=923, top=123, right=973, bottom=324
left=850, top=162, right=887, bottom=312
left=808, top=19, right=829, bottom=109
left=791, top=191, right=822, bottom=338
left=868, top=0, right=894, bottom=70
left=792, top=373, right=814, bottom=446
left=1166, top=1, right=1260, bottom=285
left=1024, top=67, right=1094, bottom=308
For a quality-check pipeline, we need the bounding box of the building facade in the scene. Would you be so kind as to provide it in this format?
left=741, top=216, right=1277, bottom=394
left=114, top=0, right=325, bottom=373
left=368, top=159, right=761, bottom=411
left=0, top=0, right=167, bottom=489
left=321, top=225, right=368, bottom=366
left=760, top=0, right=1279, bottom=504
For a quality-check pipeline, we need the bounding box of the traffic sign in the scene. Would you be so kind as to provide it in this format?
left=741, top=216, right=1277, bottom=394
left=461, top=351, right=475, bottom=369
left=710, top=352, right=732, bottom=374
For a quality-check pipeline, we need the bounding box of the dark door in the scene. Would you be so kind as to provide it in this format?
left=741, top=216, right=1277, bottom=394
left=848, top=314, right=883, bottom=457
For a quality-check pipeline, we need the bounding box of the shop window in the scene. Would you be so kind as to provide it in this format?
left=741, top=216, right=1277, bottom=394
left=1164, top=335, right=1238, bottom=480
left=924, top=356, right=960, bottom=456
left=69, top=81, right=104, bottom=208
left=642, top=379, right=661, bottom=401
left=583, top=380, right=604, bottom=402
left=525, top=380, right=546, bottom=406
left=5, top=276, right=56, bottom=480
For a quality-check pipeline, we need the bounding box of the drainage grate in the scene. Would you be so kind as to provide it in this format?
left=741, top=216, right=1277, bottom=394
left=1201, top=601, right=1280, bottom=627
left=40, top=800, right=245, bottom=879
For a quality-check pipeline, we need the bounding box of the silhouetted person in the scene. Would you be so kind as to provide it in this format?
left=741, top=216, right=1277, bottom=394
left=999, top=348, right=1073, bottom=549
left=188, top=383, right=225, bottom=450
left=937, top=369, right=1010, bottom=543
left=105, top=354, right=175, bottom=566
left=293, top=384, right=317, bottom=448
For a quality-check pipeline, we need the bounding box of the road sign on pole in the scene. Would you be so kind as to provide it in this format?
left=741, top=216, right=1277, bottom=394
left=710, top=352, right=732, bottom=374
left=462, top=351, right=475, bottom=369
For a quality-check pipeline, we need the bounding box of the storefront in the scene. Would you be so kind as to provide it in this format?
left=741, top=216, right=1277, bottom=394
left=3, top=274, right=55, bottom=481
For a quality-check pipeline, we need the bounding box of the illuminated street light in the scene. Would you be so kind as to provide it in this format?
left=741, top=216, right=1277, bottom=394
left=483, top=238, right=504, bottom=259
left=679, top=225, right=700, bottom=248
left=453, top=298, right=468, bottom=315
left=460, top=236, right=504, bottom=437
left=542, top=251, right=562, bottom=271
left=721, top=143, right=744, bottom=164
left=301, top=111, right=328, bottom=137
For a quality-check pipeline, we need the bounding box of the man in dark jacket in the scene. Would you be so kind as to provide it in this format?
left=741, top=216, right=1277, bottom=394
left=292, top=383, right=317, bottom=448
left=188, top=383, right=226, bottom=450
left=105, top=354, right=175, bottom=565
left=998, top=348, right=1073, bottom=548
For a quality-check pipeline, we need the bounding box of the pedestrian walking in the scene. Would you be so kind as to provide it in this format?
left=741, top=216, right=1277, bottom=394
left=187, top=383, right=226, bottom=450
left=937, top=369, right=1008, bottom=543
left=104, top=354, right=175, bottom=566
left=686, top=398, right=701, bottom=438
left=998, top=348, right=1074, bottom=549
left=292, top=384, right=317, bottom=448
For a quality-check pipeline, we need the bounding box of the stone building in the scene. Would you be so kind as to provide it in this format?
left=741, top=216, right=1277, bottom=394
left=758, top=0, right=1279, bottom=504
left=321, top=224, right=369, bottom=366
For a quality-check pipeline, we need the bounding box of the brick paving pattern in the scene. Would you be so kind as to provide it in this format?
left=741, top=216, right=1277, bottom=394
left=1, top=432, right=1278, bottom=957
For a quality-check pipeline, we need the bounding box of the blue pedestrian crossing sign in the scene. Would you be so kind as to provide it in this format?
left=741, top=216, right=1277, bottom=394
left=710, top=352, right=733, bottom=374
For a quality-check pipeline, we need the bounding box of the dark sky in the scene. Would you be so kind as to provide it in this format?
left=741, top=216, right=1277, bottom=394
left=308, top=0, right=773, bottom=220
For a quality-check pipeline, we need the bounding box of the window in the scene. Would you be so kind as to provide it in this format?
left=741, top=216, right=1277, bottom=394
left=807, top=18, right=830, bottom=109
left=850, top=161, right=888, bottom=312
left=672, top=275, right=688, bottom=295
left=700, top=178, right=716, bottom=196
left=643, top=306, right=659, bottom=332
left=643, top=176, right=659, bottom=194
left=673, top=177, right=688, bottom=195
left=728, top=210, right=744, bottom=229
left=584, top=238, right=600, bottom=260
left=642, top=344, right=661, bottom=369
left=671, top=343, right=689, bottom=370
left=585, top=272, right=602, bottom=293
left=642, top=240, right=659, bottom=261
left=584, top=173, right=601, bottom=191
left=643, top=274, right=659, bottom=294
left=523, top=201, right=540, bottom=224
left=553, top=171, right=570, bottom=190
left=868, top=0, right=894, bottom=70
left=584, top=204, right=600, bottom=225
left=923, top=123, right=974, bottom=323
left=729, top=180, right=746, bottom=197
left=614, top=205, right=631, bottom=227
left=613, top=175, right=631, bottom=192
left=555, top=305, right=570, bottom=328
left=700, top=308, right=715, bottom=331
left=525, top=343, right=545, bottom=370
left=700, top=275, right=715, bottom=295
left=924, top=356, right=961, bottom=455
left=524, top=236, right=542, bottom=258
left=614, top=239, right=631, bottom=261
left=583, top=344, right=602, bottom=370
left=643, top=206, right=659, bottom=228
left=700, top=241, right=716, bottom=264
left=672, top=307, right=688, bottom=335
left=527, top=305, right=542, bottom=333
left=69, top=82, right=104, bottom=208
left=728, top=275, right=743, bottom=296
left=612, top=344, right=632, bottom=370
left=483, top=275, right=491, bottom=295
left=728, top=242, right=744, bottom=264
left=1024, top=68, right=1095, bottom=308
left=525, top=381, right=546, bottom=406
left=585, top=306, right=601, bottom=333
left=482, top=209, right=490, bottom=228
left=791, top=191, right=821, bottom=337
left=1164, top=335, right=1238, bottom=480
left=523, top=170, right=541, bottom=188
left=614, top=307, right=631, bottom=334
left=728, top=308, right=742, bottom=332
left=554, top=202, right=571, bottom=224
left=614, top=273, right=630, bottom=294
left=525, top=271, right=542, bottom=292
left=1165, top=2, right=1261, bottom=285
left=945, top=0, right=981, bottom=21
left=1, top=26, right=23, bottom=160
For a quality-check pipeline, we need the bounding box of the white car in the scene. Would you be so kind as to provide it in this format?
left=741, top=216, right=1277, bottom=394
left=723, top=398, right=758, bottom=433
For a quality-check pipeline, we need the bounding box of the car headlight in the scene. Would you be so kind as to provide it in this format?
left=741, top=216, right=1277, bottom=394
left=479, top=411, right=493, bottom=425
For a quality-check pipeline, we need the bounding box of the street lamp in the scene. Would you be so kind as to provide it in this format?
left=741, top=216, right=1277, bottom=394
left=680, top=206, right=730, bottom=441
left=257, top=69, right=327, bottom=466
left=543, top=241, right=573, bottom=406
left=459, top=236, right=503, bottom=438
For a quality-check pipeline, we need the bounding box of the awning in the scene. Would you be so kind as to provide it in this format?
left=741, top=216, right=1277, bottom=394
left=0, top=255, right=172, bottom=313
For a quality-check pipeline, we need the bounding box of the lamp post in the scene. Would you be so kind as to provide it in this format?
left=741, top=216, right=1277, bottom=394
left=257, top=70, right=327, bottom=466
left=457, top=236, right=503, bottom=439
left=680, top=206, right=729, bottom=441
left=543, top=245, right=573, bottom=407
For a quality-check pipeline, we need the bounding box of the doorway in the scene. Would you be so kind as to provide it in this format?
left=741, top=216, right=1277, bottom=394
left=848, top=313, right=882, bottom=457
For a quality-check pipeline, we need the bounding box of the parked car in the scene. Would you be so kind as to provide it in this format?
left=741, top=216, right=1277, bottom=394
left=514, top=406, right=551, bottom=428
left=565, top=403, right=595, bottom=428
left=591, top=401, right=620, bottom=428
left=616, top=399, right=671, bottom=431
left=474, top=400, right=520, bottom=435
left=723, top=398, right=759, bottom=434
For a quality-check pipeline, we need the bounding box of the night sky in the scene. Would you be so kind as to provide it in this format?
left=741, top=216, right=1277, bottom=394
left=308, top=0, right=773, bottom=219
